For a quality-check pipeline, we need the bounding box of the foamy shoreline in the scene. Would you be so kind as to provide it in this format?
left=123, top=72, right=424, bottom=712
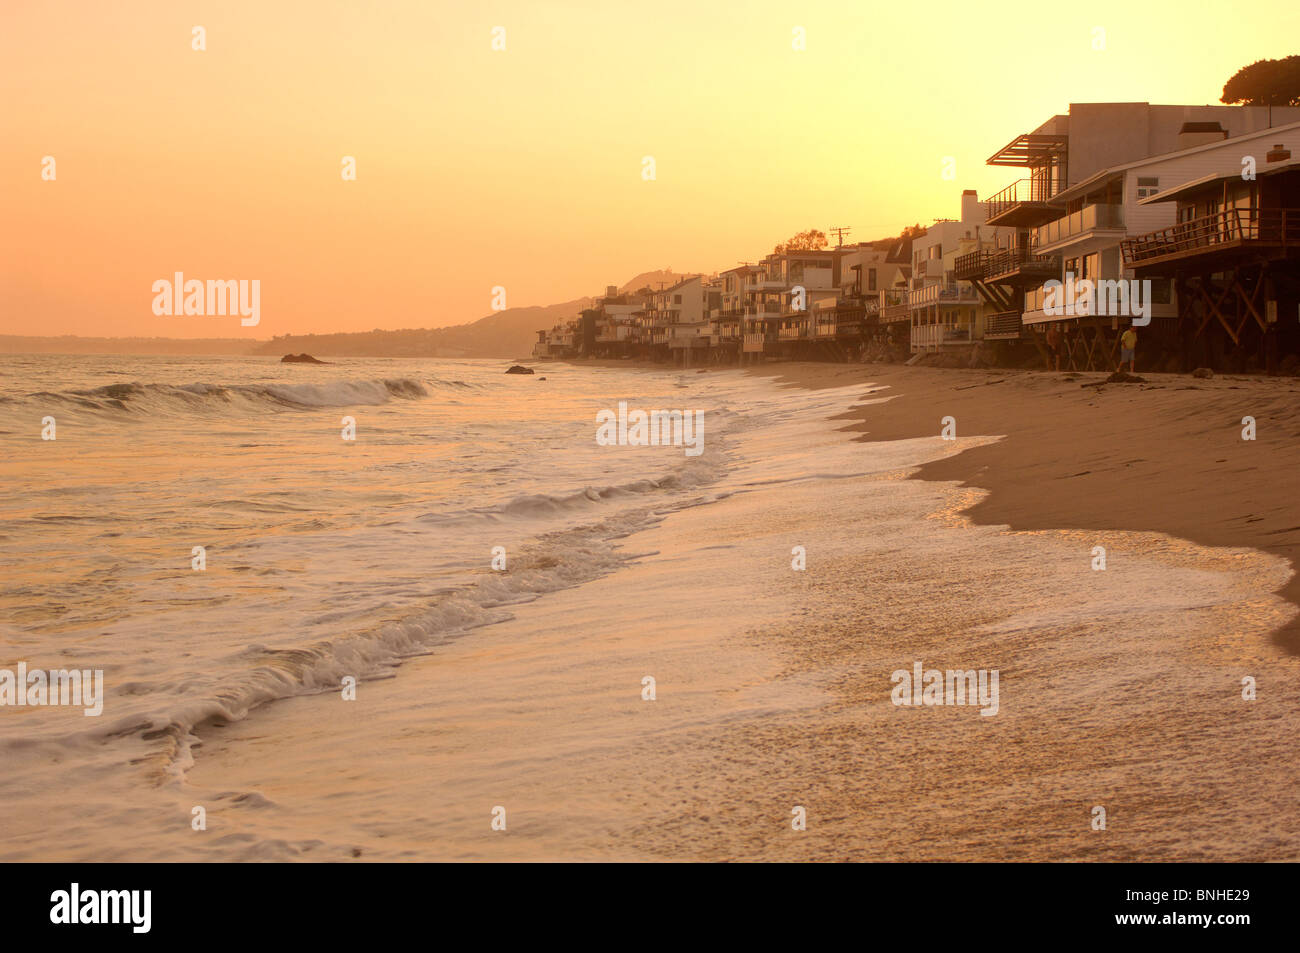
left=4, top=366, right=1298, bottom=861
left=178, top=371, right=1300, bottom=861
left=741, top=361, right=1300, bottom=651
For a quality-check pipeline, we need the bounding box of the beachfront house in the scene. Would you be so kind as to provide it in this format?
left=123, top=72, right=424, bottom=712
left=830, top=239, right=908, bottom=354
left=1018, top=120, right=1300, bottom=371
left=908, top=190, right=1015, bottom=354
left=1122, top=135, right=1300, bottom=373
left=957, top=102, right=1300, bottom=356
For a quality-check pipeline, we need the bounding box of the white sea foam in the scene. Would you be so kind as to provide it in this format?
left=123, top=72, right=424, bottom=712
left=1, top=357, right=1296, bottom=862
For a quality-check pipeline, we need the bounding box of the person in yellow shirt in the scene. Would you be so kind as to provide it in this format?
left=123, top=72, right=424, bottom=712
left=1119, top=325, right=1137, bottom=373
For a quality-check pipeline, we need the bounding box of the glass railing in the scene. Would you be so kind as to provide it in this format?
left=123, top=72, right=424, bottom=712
left=1036, top=204, right=1124, bottom=247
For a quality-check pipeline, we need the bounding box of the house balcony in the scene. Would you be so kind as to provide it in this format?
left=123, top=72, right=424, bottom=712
left=877, top=288, right=910, bottom=323
left=742, top=331, right=774, bottom=352
left=908, top=283, right=981, bottom=310
left=1121, top=207, right=1300, bottom=271
left=986, top=177, right=1062, bottom=227
left=954, top=247, right=1061, bottom=283
left=1035, top=203, right=1125, bottom=252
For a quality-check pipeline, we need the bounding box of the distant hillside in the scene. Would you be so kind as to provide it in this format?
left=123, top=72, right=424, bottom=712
left=617, top=270, right=700, bottom=294
left=246, top=270, right=698, bottom=359
left=247, top=298, right=591, bottom=360
left=1, top=270, right=701, bottom=359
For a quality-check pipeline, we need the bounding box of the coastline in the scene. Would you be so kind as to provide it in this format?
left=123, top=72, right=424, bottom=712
left=745, top=361, right=1300, bottom=652
left=165, top=367, right=1300, bottom=860
left=7, top=363, right=1298, bottom=861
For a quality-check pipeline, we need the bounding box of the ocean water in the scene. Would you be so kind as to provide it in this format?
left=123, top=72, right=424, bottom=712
left=1, top=355, right=1297, bottom=861
left=0, top=357, right=739, bottom=762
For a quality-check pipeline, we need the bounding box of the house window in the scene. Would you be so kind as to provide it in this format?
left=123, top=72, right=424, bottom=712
left=1136, top=176, right=1160, bottom=200
left=673, top=294, right=682, bottom=304
left=868, top=268, right=877, bottom=292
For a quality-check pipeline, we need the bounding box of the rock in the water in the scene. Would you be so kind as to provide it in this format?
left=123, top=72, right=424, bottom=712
left=1191, top=367, right=1214, bottom=379
left=505, top=364, right=535, bottom=375
left=281, top=353, right=328, bottom=364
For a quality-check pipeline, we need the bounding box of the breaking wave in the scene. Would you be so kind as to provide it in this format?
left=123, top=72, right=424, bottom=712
left=12, top=378, right=435, bottom=414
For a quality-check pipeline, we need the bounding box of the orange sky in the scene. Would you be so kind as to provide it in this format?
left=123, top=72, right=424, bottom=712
left=2, top=0, right=1297, bottom=338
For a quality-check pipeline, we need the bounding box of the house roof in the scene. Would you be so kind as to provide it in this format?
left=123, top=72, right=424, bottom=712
left=1138, top=154, right=1300, bottom=205
left=987, top=133, right=1069, bottom=167
left=1050, top=119, right=1300, bottom=205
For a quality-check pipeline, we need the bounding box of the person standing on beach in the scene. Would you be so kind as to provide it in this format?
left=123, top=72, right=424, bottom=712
left=1046, top=324, right=1062, bottom=371
left=1119, top=324, right=1137, bottom=373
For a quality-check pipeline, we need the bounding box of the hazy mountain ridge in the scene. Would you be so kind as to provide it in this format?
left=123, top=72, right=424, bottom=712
left=1, top=271, right=697, bottom=358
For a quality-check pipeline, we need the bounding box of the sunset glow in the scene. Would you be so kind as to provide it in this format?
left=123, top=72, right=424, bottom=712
left=4, top=0, right=1298, bottom=338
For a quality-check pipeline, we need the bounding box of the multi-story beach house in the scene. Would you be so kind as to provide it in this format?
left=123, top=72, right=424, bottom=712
left=769, top=249, right=839, bottom=355
left=643, top=275, right=706, bottom=365
left=719, top=265, right=761, bottom=362
left=589, top=286, right=648, bottom=357
left=1122, top=136, right=1300, bottom=373
left=642, top=276, right=699, bottom=357
left=958, top=102, right=1300, bottom=355
left=907, top=190, right=1015, bottom=353
left=740, top=257, right=784, bottom=363
left=829, top=239, right=910, bottom=355
left=1019, top=120, right=1300, bottom=370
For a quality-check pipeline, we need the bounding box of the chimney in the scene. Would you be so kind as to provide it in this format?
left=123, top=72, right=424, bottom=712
left=606, top=285, right=618, bottom=297
left=1177, top=121, right=1227, bottom=151
left=961, top=189, right=980, bottom=224
left=1266, top=143, right=1292, bottom=163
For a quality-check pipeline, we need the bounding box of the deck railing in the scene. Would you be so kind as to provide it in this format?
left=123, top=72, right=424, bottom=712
left=1036, top=203, right=1124, bottom=247
left=1121, top=208, right=1300, bottom=266
left=908, top=283, right=981, bottom=309
left=986, top=177, right=1057, bottom=221
left=954, top=247, right=1061, bottom=281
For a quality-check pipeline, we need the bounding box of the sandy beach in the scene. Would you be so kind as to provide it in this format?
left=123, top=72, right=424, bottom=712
left=757, top=363, right=1300, bottom=650
left=7, top=360, right=1294, bottom=862
left=4, top=360, right=1299, bottom=862
left=177, top=363, right=1300, bottom=861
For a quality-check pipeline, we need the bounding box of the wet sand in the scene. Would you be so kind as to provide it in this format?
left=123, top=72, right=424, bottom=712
left=756, top=363, right=1300, bottom=652
left=168, top=371, right=1300, bottom=861
left=10, top=367, right=1298, bottom=861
